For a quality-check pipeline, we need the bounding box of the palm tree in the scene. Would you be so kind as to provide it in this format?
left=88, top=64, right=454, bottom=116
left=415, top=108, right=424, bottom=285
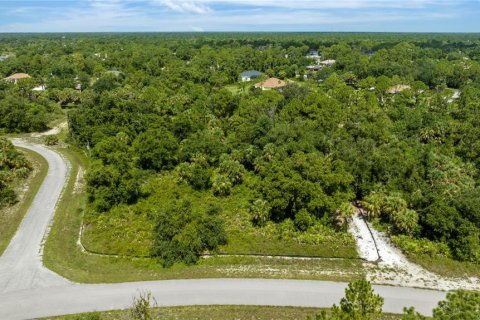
left=361, top=192, right=385, bottom=220
left=335, top=202, right=355, bottom=230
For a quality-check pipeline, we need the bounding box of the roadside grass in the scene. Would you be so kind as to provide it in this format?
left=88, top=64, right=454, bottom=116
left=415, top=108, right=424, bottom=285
left=388, top=228, right=480, bottom=279
left=407, top=254, right=480, bottom=279
left=0, top=146, right=48, bottom=255
left=44, top=147, right=364, bottom=283
left=40, top=305, right=404, bottom=320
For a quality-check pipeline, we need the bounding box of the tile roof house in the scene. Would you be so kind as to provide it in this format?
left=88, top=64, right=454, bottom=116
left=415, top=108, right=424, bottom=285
left=254, top=77, right=291, bottom=90
left=240, top=70, right=262, bottom=82
left=3, top=73, right=31, bottom=84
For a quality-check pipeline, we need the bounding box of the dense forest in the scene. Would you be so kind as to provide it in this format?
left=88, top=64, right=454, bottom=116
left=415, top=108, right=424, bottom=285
left=1, top=33, right=480, bottom=266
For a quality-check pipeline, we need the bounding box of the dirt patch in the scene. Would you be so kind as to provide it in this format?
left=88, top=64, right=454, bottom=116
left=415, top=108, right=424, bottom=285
left=349, top=211, right=480, bottom=291
left=31, top=121, right=67, bottom=138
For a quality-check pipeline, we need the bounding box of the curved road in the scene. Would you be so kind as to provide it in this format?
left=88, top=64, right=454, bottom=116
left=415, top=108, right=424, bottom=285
left=0, top=139, right=446, bottom=319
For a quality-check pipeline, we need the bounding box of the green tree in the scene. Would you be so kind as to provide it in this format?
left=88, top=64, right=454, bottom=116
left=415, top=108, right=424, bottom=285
left=336, top=278, right=384, bottom=320
left=311, top=278, right=384, bottom=320
left=131, top=291, right=155, bottom=320
left=133, top=128, right=178, bottom=171
left=433, top=290, right=480, bottom=320
left=152, top=200, right=227, bottom=267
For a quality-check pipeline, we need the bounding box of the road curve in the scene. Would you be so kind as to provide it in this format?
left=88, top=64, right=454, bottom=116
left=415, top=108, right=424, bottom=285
left=0, top=139, right=71, bottom=294
left=0, top=140, right=447, bottom=319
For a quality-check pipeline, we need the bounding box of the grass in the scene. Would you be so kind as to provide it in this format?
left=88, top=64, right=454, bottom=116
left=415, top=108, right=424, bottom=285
left=40, top=305, right=403, bottom=320
left=0, top=146, right=48, bottom=255
left=43, top=146, right=364, bottom=283
left=407, top=254, right=480, bottom=279
left=225, top=83, right=252, bottom=95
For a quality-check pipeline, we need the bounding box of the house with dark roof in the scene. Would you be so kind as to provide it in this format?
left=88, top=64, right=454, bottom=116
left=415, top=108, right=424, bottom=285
left=307, top=50, right=320, bottom=57
left=240, top=70, right=262, bottom=82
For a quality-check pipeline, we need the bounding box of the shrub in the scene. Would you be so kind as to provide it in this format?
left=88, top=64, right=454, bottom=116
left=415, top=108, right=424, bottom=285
left=294, top=209, right=314, bottom=231
left=249, top=199, right=271, bottom=227
left=152, top=200, right=227, bottom=267
left=212, top=174, right=232, bottom=196
left=43, top=134, right=59, bottom=146
left=391, top=235, right=451, bottom=258
left=433, top=290, right=480, bottom=320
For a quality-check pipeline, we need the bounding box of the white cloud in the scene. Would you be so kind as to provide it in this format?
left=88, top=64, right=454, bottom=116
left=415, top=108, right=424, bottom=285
left=154, top=0, right=211, bottom=14
left=0, top=0, right=471, bottom=32
left=152, top=0, right=460, bottom=10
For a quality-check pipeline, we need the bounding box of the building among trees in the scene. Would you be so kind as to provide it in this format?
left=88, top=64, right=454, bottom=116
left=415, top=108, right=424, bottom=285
left=3, top=73, right=31, bottom=84
left=240, top=70, right=262, bottom=82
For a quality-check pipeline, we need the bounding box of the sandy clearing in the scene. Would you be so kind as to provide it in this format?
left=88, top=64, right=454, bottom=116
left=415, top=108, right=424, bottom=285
left=349, top=209, right=480, bottom=291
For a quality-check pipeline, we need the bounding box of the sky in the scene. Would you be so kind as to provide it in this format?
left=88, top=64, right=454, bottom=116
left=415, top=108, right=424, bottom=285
left=0, top=0, right=479, bottom=33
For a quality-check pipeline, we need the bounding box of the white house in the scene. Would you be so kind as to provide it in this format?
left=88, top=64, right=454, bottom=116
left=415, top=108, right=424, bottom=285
left=240, top=70, right=262, bottom=82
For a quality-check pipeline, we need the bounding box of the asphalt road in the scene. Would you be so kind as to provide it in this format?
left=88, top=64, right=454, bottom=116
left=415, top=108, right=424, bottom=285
left=0, top=139, right=447, bottom=320
left=0, top=139, right=71, bottom=294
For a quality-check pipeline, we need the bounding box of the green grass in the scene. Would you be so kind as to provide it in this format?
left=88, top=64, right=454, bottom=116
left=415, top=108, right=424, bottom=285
left=40, top=305, right=403, bottom=320
left=225, top=83, right=252, bottom=95
left=43, top=147, right=364, bottom=283
left=407, top=254, right=480, bottom=279
left=0, top=146, right=49, bottom=255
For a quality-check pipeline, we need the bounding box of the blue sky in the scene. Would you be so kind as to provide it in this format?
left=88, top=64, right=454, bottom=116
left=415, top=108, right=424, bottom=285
left=0, top=0, right=479, bottom=32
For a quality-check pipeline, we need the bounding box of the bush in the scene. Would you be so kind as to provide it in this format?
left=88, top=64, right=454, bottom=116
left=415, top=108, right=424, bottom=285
left=152, top=200, right=227, bottom=267
left=249, top=199, right=271, bottom=227
left=391, top=235, right=451, bottom=258
left=176, top=155, right=212, bottom=190
left=212, top=174, right=232, bottom=196
left=294, top=209, right=314, bottom=231
left=44, top=134, right=59, bottom=146
left=433, top=290, right=480, bottom=320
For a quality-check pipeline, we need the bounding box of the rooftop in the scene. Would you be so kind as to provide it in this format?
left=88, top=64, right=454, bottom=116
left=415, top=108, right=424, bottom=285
left=241, top=70, right=262, bottom=77
left=3, top=73, right=31, bottom=81
left=254, top=77, right=290, bottom=89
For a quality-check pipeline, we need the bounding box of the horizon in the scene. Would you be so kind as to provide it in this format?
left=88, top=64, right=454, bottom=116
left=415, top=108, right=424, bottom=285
left=0, top=0, right=479, bottom=33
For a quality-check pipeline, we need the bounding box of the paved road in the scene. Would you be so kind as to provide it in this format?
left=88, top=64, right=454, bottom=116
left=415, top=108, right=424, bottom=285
left=0, top=140, right=447, bottom=319
left=0, top=140, right=71, bottom=294
left=1, top=279, right=446, bottom=320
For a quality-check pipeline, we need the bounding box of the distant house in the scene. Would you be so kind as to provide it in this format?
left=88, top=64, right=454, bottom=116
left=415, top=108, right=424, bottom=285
left=240, top=70, right=262, bottom=82
left=3, top=73, right=31, bottom=84
left=387, top=84, right=411, bottom=94
left=306, top=50, right=320, bottom=58
left=320, top=59, right=336, bottom=67
left=254, top=77, right=291, bottom=91
left=32, top=84, right=46, bottom=92
left=0, top=55, right=9, bottom=62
